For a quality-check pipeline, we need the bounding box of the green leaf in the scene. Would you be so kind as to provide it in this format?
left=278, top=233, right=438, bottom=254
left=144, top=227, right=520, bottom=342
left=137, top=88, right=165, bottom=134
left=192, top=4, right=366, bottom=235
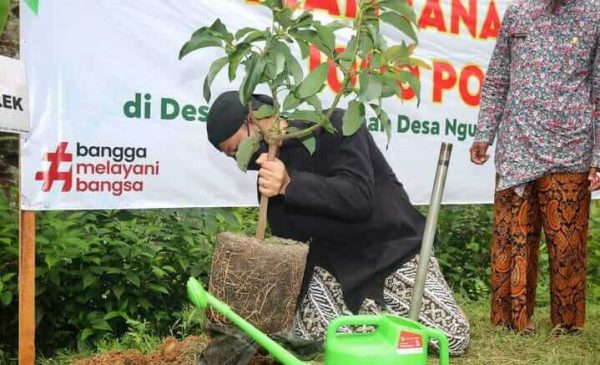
left=287, top=110, right=324, bottom=124
left=342, top=101, right=365, bottom=136
left=2, top=273, right=16, bottom=282
left=208, top=19, right=234, bottom=43
left=296, top=62, right=329, bottom=99
left=380, top=12, right=418, bottom=43
left=138, top=298, right=152, bottom=311
left=381, top=75, right=402, bottom=97
left=326, top=20, right=350, bottom=31
left=292, top=12, right=313, bottom=29
left=274, top=41, right=303, bottom=84
left=338, top=36, right=358, bottom=62
left=240, top=57, right=267, bottom=105
left=387, top=70, right=421, bottom=104
left=149, top=284, right=170, bottom=295
left=300, top=135, right=316, bottom=155
left=382, top=0, right=417, bottom=25
left=203, top=56, right=228, bottom=102
left=45, top=255, right=59, bottom=269
left=307, top=95, right=323, bottom=112
left=81, top=328, right=95, bottom=341
left=283, top=93, right=302, bottom=110
left=91, top=320, right=112, bottom=332
left=322, top=118, right=336, bottom=133
left=359, top=34, right=375, bottom=59
left=235, top=132, right=263, bottom=172
left=359, top=73, right=383, bottom=102
left=104, top=311, right=121, bottom=321
left=289, top=29, right=318, bottom=44
left=314, top=22, right=335, bottom=55
left=0, top=0, right=9, bottom=37
left=179, top=33, right=223, bottom=60
left=288, top=127, right=317, bottom=155
left=0, top=291, right=12, bottom=306
left=83, top=273, right=97, bottom=289
left=126, top=273, right=141, bottom=287
left=253, top=104, right=275, bottom=119
left=151, top=266, right=167, bottom=278
left=369, top=103, right=393, bottom=146
left=287, top=54, right=304, bottom=85
left=408, top=57, right=432, bottom=70
left=243, top=30, right=267, bottom=43
left=235, top=27, right=256, bottom=39
left=290, top=29, right=318, bottom=57
left=296, top=39, right=310, bottom=59
left=386, top=44, right=410, bottom=63
left=275, top=8, right=294, bottom=28
left=265, top=46, right=286, bottom=80
left=162, top=265, right=177, bottom=273
left=228, top=43, right=251, bottom=81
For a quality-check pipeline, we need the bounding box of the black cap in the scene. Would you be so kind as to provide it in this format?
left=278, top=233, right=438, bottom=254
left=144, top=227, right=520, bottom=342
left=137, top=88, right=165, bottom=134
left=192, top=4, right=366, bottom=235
left=206, top=91, right=273, bottom=149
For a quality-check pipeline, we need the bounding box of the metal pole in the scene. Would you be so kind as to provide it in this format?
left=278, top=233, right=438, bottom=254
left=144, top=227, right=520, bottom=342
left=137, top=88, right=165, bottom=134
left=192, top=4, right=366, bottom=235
left=408, top=142, right=453, bottom=321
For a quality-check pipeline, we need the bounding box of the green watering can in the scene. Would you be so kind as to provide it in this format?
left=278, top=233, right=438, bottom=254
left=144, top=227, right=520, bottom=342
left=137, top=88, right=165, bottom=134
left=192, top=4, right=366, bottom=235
left=188, top=142, right=455, bottom=365
left=187, top=277, right=449, bottom=365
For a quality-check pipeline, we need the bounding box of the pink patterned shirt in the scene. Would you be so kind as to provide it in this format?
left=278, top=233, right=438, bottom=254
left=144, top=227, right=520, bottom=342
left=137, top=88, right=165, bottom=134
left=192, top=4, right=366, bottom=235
left=475, top=0, right=600, bottom=191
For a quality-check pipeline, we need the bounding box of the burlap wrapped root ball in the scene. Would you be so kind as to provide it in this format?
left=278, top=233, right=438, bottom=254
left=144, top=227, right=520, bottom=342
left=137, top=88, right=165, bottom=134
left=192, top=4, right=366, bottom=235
left=208, top=232, right=309, bottom=334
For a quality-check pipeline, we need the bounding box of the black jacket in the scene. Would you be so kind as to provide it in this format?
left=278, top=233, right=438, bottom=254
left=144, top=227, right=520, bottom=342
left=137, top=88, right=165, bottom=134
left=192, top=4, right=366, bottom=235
left=258, top=109, right=425, bottom=313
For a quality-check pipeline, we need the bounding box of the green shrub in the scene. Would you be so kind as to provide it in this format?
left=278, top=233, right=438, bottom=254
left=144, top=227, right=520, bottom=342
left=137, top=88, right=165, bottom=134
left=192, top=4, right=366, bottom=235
left=0, top=188, right=244, bottom=359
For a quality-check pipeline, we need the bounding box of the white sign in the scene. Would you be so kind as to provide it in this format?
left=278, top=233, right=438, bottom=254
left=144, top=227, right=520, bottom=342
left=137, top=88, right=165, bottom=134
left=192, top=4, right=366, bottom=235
left=20, top=0, right=510, bottom=210
left=0, top=55, right=29, bottom=134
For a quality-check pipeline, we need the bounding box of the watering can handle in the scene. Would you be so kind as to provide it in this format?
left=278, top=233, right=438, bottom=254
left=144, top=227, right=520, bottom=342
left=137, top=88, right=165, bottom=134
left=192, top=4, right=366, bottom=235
left=425, top=327, right=450, bottom=365
left=326, top=315, right=383, bottom=339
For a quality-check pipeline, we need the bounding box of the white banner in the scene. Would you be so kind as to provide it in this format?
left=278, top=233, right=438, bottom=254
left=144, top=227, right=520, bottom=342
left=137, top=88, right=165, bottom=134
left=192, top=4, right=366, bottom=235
left=20, top=0, right=510, bottom=210
left=0, top=55, right=29, bottom=134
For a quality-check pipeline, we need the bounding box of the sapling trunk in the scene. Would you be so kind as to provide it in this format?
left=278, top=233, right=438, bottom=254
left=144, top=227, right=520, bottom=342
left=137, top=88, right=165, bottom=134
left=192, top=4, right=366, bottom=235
left=256, top=141, right=279, bottom=240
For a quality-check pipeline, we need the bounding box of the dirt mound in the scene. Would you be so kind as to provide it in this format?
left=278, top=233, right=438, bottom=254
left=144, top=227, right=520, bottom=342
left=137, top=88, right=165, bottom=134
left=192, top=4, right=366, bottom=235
left=74, top=336, right=207, bottom=365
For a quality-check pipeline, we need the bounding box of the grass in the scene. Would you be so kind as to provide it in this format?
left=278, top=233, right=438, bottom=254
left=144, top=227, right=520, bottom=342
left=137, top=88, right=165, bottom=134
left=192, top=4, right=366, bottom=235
left=449, top=302, right=600, bottom=365
left=34, top=301, right=600, bottom=365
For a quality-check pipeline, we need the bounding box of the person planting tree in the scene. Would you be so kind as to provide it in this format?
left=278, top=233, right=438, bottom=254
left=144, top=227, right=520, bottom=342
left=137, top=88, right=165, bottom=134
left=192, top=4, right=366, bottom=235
left=181, top=0, right=470, bottom=360
left=205, top=90, right=470, bottom=355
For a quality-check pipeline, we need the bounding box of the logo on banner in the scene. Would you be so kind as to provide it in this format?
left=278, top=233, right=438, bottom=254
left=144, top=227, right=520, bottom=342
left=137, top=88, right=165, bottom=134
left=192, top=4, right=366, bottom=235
left=35, top=142, right=160, bottom=196
left=397, top=331, right=424, bottom=355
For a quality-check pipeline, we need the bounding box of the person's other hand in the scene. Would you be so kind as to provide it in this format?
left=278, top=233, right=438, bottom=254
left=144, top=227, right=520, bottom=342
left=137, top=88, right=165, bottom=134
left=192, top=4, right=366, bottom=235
left=470, top=141, right=490, bottom=165
left=588, top=167, right=600, bottom=191
left=256, top=153, right=291, bottom=197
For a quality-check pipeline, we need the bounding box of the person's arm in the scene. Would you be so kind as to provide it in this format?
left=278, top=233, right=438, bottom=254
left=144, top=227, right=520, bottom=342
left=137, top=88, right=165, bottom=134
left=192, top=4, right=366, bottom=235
left=592, top=36, right=600, bottom=167
left=474, top=6, right=514, bottom=145
left=588, top=28, right=600, bottom=190
left=284, top=126, right=375, bottom=221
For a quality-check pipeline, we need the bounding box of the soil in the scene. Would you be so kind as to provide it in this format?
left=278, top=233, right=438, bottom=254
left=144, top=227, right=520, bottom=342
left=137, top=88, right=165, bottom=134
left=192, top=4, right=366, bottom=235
left=209, top=232, right=308, bottom=335
left=73, top=336, right=208, bottom=365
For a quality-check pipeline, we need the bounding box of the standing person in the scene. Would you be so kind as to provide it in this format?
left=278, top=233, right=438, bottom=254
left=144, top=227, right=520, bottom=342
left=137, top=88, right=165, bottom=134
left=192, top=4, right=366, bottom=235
left=471, top=0, right=600, bottom=333
left=206, top=90, right=470, bottom=355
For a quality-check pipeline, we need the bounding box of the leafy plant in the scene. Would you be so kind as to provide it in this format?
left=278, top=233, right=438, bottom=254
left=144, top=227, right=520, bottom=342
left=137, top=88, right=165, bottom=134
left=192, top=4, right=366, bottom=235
left=180, top=0, right=427, bottom=238
left=0, top=0, right=9, bottom=37
left=0, top=185, right=244, bottom=358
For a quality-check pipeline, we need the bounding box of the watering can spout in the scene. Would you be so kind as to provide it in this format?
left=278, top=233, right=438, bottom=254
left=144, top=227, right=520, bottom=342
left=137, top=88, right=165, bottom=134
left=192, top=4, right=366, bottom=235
left=187, top=277, right=208, bottom=310
left=187, top=277, right=307, bottom=365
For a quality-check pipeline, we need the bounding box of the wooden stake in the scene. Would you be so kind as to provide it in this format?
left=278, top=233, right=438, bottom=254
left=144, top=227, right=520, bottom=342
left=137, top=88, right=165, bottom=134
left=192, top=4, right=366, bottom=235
left=18, top=133, right=35, bottom=365
left=19, top=210, right=35, bottom=365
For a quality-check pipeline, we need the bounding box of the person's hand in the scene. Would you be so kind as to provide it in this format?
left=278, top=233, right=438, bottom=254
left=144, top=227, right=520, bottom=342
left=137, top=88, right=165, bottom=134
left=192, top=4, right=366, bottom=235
left=470, top=141, right=490, bottom=165
left=256, top=153, right=291, bottom=198
left=589, top=167, right=600, bottom=191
